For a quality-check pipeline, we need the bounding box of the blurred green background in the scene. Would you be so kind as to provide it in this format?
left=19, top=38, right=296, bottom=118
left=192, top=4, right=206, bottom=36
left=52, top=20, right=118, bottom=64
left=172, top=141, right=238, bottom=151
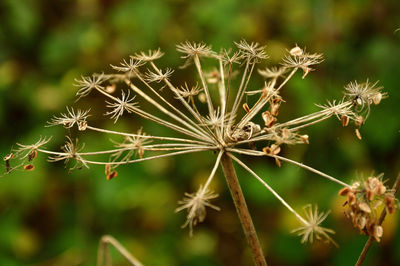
left=1, top=0, right=400, bottom=265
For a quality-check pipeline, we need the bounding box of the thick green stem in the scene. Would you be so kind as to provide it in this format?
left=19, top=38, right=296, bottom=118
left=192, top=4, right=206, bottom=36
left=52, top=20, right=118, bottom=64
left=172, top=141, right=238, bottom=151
left=220, top=152, right=267, bottom=266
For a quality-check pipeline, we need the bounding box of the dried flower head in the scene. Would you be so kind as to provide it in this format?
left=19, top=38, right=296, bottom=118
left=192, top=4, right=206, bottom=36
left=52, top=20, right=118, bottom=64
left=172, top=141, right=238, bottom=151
left=292, top=205, right=337, bottom=247
left=132, top=48, right=164, bottom=62
left=74, top=73, right=107, bottom=99
left=47, top=107, right=90, bottom=130
left=105, top=90, right=138, bottom=123
left=5, top=40, right=388, bottom=254
left=175, top=186, right=220, bottom=237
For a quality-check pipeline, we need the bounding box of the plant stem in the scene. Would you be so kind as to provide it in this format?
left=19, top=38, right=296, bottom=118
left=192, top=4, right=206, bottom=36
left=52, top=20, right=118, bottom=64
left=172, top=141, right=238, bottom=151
left=355, top=173, right=400, bottom=266
left=97, top=235, right=143, bottom=266
left=220, top=152, right=267, bottom=266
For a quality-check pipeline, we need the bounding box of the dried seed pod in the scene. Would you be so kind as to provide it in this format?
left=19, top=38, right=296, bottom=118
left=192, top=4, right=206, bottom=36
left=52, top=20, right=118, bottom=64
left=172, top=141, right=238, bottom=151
left=262, top=111, right=276, bottom=127
left=274, top=157, right=281, bottom=167
left=366, top=189, right=374, bottom=201
left=385, top=195, right=396, bottom=214
left=356, top=216, right=367, bottom=230
left=300, top=135, right=309, bottom=144
left=24, top=164, right=35, bottom=171
left=78, top=121, right=87, bottom=131
left=347, top=192, right=357, bottom=205
left=270, top=144, right=281, bottom=155
left=262, top=146, right=272, bottom=155
left=28, top=150, right=38, bottom=161
left=105, top=84, right=116, bottom=94
left=138, top=148, right=144, bottom=159
left=270, top=103, right=280, bottom=116
left=355, top=129, right=362, bottom=140
left=339, top=187, right=351, bottom=196
left=4, top=153, right=14, bottom=173
left=289, top=46, right=303, bottom=56
left=243, top=103, right=250, bottom=113
left=341, top=115, right=349, bottom=127
left=106, top=171, right=118, bottom=180
left=3, top=153, right=14, bottom=161
left=373, top=92, right=382, bottom=105
left=372, top=225, right=383, bottom=242
left=198, top=92, right=206, bottom=103
left=377, top=184, right=386, bottom=195
left=355, top=116, right=364, bottom=127
left=351, top=181, right=361, bottom=190
left=359, top=202, right=371, bottom=213
left=105, top=164, right=111, bottom=176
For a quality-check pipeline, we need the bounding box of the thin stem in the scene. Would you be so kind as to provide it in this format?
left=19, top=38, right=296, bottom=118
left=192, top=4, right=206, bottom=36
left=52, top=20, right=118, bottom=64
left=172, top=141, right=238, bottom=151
left=220, top=152, right=267, bottom=266
left=229, top=153, right=308, bottom=225
left=86, top=125, right=209, bottom=145
left=194, top=55, right=214, bottom=116
left=124, top=79, right=209, bottom=140
left=355, top=174, right=400, bottom=266
left=82, top=148, right=209, bottom=165
left=227, top=148, right=350, bottom=188
left=97, top=235, right=143, bottom=266
left=132, top=69, right=209, bottom=137
left=203, top=150, right=223, bottom=190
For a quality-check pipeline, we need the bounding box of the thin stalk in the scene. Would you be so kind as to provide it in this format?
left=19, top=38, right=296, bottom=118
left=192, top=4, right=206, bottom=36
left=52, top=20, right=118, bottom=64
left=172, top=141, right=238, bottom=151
left=86, top=125, right=209, bottom=145
left=227, top=148, right=350, bottom=188
left=97, top=235, right=143, bottom=266
left=355, top=174, right=400, bottom=266
left=132, top=69, right=209, bottom=137
left=194, top=55, right=214, bottom=116
left=229, top=153, right=308, bottom=225
left=220, top=152, right=267, bottom=266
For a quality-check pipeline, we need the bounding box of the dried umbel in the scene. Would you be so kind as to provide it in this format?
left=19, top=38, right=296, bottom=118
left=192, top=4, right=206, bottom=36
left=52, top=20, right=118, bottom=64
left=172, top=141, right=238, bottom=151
left=3, top=40, right=392, bottom=264
left=339, top=175, right=398, bottom=242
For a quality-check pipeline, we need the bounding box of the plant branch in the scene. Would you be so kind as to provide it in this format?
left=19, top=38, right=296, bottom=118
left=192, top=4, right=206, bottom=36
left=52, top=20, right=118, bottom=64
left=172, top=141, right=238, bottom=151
left=355, top=173, right=400, bottom=266
left=97, top=235, right=143, bottom=266
left=220, top=152, right=267, bottom=266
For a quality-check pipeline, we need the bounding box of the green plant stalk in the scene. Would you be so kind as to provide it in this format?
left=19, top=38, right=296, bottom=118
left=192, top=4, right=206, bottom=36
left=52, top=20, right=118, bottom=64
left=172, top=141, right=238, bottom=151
left=220, top=152, right=267, bottom=266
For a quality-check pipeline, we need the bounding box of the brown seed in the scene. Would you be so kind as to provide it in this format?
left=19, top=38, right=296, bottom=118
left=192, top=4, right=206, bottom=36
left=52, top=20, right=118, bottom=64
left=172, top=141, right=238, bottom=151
left=359, top=202, right=371, bottom=213
left=373, top=92, right=382, bottom=105
left=366, top=189, right=374, bottom=201
left=355, top=116, right=364, bottom=127
left=341, top=115, right=349, bottom=127
left=24, top=164, right=35, bottom=171
left=262, top=146, right=273, bottom=155
left=270, top=144, right=281, bottom=155
left=28, top=150, right=37, bottom=161
left=339, top=187, right=351, bottom=196
left=347, top=192, right=357, bottom=205
left=373, top=225, right=383, bottom=242
left=289, top=46, right=303, bottom=56
left=262, top=111, right=276, bottom=127
left=138, top=148, right=144, bottom=159
left=243, top=103, right=250, bottom=113
left=78, top=122, right=87, bottom=131
left=385, top=195, right=396, bottom=214
left=105, top=84, right=116, bottom=93
left=106, top=171, right=118, bottom=180
left=3, top=153, right=14, bottom=161
left=105, top=164, right=111, bottom=176
left=275, top=157, right=281, bottom=167
left=300, top=135, right=309, bottom=144
left=355, top=129, right=362, bottom=140
left=377, top=184, right=386, bottom=195
left=270, top=104, right=280, bottom=116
